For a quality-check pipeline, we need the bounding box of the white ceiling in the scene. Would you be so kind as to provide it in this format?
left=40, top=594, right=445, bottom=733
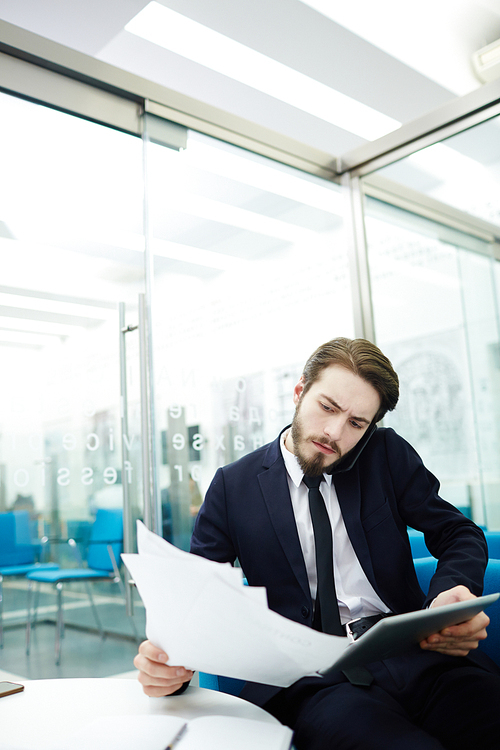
left=1, top=0, right=499, bottom=157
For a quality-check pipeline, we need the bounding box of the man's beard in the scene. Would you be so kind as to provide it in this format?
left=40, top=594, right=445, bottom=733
left=290, top=407, right=342, bottom=477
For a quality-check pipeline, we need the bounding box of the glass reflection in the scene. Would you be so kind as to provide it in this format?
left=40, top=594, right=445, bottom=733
left=0, top=91, right=146, bottom=651
left=364, top=114, right=500, bottom=529
left=145, top=130, right=354, bottom=549
left=377, top=115, right=500, bottom=227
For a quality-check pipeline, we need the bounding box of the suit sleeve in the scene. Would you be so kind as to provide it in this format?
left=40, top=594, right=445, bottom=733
left=190, top=467, right=237, bottom=564
left=383, top=428, right=488, bottom=605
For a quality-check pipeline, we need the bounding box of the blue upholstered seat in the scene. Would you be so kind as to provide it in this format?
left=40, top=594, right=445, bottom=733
left=414, top=556, right=500, bottom=665
left=0, top=510, right=58, bottom=647
left=485, top=531, right=500, bottom=560
left=409, top=528, right=500, bottom=562
left=198, top=672, right=246, bottom=695
left=407, top=530, right=431, bottom=558
left=25, top=509, right=136, bottom=664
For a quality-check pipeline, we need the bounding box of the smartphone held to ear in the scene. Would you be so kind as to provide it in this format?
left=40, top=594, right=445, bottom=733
left=0, top=681, right=24, bottom=698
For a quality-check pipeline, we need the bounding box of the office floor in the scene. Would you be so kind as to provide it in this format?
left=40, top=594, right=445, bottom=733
left=0, top=578, right=147, bottom=682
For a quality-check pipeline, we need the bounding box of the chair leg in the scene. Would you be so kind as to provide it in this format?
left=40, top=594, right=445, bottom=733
left=107, top=545, right=140, bottom=642
left=26, top=580, right=34, bottom=655
left=83, top=580, right=104, bottom=638
left=117, top=576, right=140, bottom=641
left=33, top=581, right=40, bottom=627
left=55, top=582, right=64, bottom=665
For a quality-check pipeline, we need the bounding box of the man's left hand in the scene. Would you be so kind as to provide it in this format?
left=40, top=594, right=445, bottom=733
left=419, top=585, right=489, bottom=657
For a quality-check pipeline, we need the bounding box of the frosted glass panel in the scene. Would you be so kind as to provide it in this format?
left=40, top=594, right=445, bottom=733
left=364, top=196, right=500, bottom=528
left=146, top=130, right=354, bottom=549
left=0, top=91, right=145, bottom=646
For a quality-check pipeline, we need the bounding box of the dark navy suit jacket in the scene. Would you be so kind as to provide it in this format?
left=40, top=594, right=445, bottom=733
left=191, top=426, right=489, bottom=706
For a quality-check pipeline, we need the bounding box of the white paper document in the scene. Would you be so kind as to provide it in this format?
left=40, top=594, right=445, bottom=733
left=122, top=522, right=349, bottom=687
left=123, top=523, right=499, bottom=689
left=46, top=714, right=293, bottom=750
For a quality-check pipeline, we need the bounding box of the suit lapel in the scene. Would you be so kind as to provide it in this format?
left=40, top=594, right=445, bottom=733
left=258, top=438, right=311, bottom=603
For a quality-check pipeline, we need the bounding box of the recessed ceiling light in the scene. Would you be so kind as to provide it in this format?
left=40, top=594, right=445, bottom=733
left=125, top=2, right=400, bottom=140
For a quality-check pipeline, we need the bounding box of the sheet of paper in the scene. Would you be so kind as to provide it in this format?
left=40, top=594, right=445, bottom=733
left=177, top=716, right=293, bottom=750
left=127, top=523, right=499, bottom=687
left=45, top=714, right=293, bottom=750
left=137, top=521, right=244, bottom=588
left=42, top=715, right=185, bottom=750
left=137, top=519, right=269, bottom=605
left=123, top=522, right=349, bottom=687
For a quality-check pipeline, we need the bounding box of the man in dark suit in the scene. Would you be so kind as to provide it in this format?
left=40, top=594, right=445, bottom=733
left=135, top=338, right=500, bottom=749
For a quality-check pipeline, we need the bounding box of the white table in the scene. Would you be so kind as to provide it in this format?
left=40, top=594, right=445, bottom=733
left=0, top=677, right=282, bottom=749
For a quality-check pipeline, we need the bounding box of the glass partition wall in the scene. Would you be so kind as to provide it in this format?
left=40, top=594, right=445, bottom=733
left=0, top=91, right=147, bottom=657
left=144, top=122, right=352, bottom=551
left=0, top=88, right=353, bottom=677
left=360, top=113, right=500, bottom=529
left=2, top=49, right=500, bottom=681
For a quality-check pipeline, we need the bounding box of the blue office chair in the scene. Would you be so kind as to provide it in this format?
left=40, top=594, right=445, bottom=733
left=408, top=530, right=432, bottom=559
left=0, top=510, right=58, bottom=648
left=25, top=508, right=137, bottom=664
left=414, top=556, right=500, bottom=665
left=485, top=531, right=500, bottom=559
left=198, top=672, right=245, bottom=695
left=409, top=528, right=500, bottom=561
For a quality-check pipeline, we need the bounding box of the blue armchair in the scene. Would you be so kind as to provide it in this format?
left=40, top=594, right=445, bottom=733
left=198, top=672, right=245, bottom=695
left=407, top=530, right=431, bottom=559
left=485, top=531, right=500, bottom=559
left=25, top=508, right=138, bottom=664
left=0, top=510, right=58, bottom=647
left=409, top=529, right=500, bottom=561
left=414, top=556, right=500, bottom=665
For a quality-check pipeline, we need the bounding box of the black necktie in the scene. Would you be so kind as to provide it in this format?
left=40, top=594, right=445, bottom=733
left=303, top=474, right=345, bottom=637
left=304, top=474, right=373, bottom=687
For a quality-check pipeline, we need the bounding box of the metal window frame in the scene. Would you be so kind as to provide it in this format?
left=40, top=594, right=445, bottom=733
left=0, top=20, right=337, bottom=180
left=2, top=18, right=500, bottom=182
left=337, top=80, right=500, bottom=177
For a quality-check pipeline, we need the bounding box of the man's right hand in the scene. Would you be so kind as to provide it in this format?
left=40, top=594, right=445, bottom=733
left=134, top=640, right=194, bottom=696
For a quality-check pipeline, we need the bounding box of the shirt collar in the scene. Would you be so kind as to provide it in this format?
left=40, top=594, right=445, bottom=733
left=280, top=429, right=332, bottom=488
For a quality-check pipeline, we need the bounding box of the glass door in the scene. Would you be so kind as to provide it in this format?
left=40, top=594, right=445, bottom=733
left=361, top=134, right=500, bottom=528
left=0, top=91, right=146, bottom=661
left=144, top=125, right=354, bottom=550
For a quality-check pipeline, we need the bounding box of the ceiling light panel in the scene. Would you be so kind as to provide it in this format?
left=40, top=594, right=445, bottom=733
left=0, top=291, right=113, bottom=322
left=0, top=329, right=60, bottom=348
left=0, top=316, right=74, bottom=338
left=126, top=2, right=400, bottom=140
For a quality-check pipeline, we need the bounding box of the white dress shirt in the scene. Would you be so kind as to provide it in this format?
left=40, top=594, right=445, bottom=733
left=280, top=431, right=390, bottom=625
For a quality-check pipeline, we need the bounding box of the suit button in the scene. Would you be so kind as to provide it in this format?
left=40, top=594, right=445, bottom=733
left=301, top=606, right=310, bottom=618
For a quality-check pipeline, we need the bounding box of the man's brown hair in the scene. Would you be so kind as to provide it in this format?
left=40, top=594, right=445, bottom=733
left=301, top=337, right=399, bottom=423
